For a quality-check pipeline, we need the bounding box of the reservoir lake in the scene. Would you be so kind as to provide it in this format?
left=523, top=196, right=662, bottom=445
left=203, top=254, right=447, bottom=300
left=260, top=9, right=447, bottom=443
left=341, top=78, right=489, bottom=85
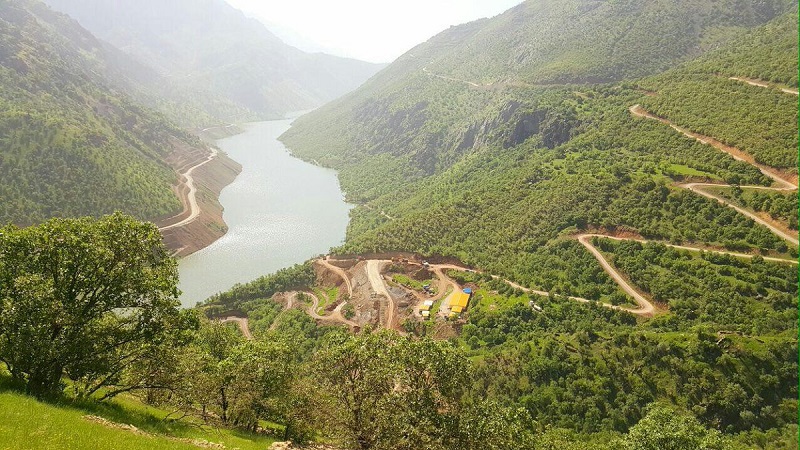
left=178, top=117, right=352, bottom=308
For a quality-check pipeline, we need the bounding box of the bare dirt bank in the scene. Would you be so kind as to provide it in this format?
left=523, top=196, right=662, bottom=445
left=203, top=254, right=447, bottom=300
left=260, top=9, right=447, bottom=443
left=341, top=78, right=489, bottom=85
left=159, top=149, right=241, bottom=257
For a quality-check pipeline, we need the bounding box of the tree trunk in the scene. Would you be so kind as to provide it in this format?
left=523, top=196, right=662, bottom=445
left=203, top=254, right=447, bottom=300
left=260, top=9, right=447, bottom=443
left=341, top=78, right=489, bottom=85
left=27, top=365, right=63, bottom=399
left=219, top=387, right=229, bottom=422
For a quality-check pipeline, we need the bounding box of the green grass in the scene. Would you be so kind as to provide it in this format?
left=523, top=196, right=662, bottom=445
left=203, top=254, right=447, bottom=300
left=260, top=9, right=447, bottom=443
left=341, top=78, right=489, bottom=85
left=0, top=391, right=197, bottom=450
left=391, top=274, right=436, bottom=293
left=470, top=289, right=530, bottom=314
left=0, top=382, right=277, bottom=450
left=664, top=164, right=721, bottom=180
left=313, top=287, right=338, bottom=315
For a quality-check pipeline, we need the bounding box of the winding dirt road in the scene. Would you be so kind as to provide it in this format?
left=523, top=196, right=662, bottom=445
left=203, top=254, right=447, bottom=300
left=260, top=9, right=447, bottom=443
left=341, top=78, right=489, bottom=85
left=423, top=67, right=481, bottom=88
left=681, top=183, right=798, bottom=246
left=232, top=85, right=799, bottom=331
left=630, top=105, right=795, bottom=188
left=366, top=260, right=398, bottom=329
left=729, top=76, right=799, bottom=96
left=319, top=258, right=353, bottom=297
left=293, top=291, right=359, bottom=329
left=430, top=263, right=650, bottom=316
left=159, top=148, right=219, bottom=231
left=330, top=302, right=359, bottom=329
left=430, top=265, right=463, bottom=318
left=576, top=236, right=655, bottom=315
left=578, top=103, right=795, bottom=310
left=630, top=105, right=798, bottom=246
left=580, top=234, right=797, bottom=265
left=221, top=316, right=253, bottom=340
left=310, top=101, right=797, bottom=323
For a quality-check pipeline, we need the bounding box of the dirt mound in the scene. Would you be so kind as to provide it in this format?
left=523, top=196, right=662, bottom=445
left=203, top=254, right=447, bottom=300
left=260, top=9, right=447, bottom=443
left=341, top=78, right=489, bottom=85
left=313, top=262, right=346, bottom=292
left=160, top=152, right=241, bottom=257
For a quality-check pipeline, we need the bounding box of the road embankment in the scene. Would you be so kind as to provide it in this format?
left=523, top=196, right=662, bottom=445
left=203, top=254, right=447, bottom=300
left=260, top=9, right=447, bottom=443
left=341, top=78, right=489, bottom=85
left=158, top=148, right=241, bottom=257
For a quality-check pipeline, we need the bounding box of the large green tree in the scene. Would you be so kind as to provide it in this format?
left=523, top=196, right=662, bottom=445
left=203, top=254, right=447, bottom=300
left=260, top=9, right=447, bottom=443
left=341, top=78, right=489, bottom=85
left=0, top=213, right=182, bottom=398
left=621, top=405, right=727, bottom=450
left=304, top=331, right=536, bottom=450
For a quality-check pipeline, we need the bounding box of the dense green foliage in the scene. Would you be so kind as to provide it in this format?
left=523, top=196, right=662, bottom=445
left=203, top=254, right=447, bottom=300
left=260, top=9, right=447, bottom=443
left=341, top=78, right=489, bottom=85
left=291, top=94, right=789, bottom=302
left=3, top=0, right=798, bottom=448
left=0, top=213, right=186, bottom=398
left=639, top=75, right=798, bottom=169
left=595, top=239, right=798, bottom=331
left=621, top=405, right=727, bottom=450
left=277, top=4, right=798, bottom=448
left=710, top=186, right=799, bottom=230
left=634, top=14, right=799, bottom=170
left=203, top=263, right=316, bottom=315
left=0, top=0, right=234, bottom=225
left=456, top=273, right=797, bottom=435
left=296, top=331, right=540, bottom=450
left=690, top=12, right=799, bottom=85
left=356, top=0, right=796, bottom=88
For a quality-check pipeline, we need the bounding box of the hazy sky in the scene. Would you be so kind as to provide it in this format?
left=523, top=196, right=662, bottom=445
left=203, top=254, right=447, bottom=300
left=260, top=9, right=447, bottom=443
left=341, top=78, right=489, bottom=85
left=224, top=0, right=524, bottom=63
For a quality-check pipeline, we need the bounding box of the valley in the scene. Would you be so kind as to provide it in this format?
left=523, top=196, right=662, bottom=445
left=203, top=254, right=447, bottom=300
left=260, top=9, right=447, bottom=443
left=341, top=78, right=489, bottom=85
left=1, top=0, right=798, bottom=448
left=177, top=118, right=352, bottom=307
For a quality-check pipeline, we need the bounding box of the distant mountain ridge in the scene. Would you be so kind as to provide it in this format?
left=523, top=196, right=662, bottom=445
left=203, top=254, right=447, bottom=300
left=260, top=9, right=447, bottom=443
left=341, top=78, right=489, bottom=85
left=390, top=0, right=797, bottom=86
left=0, top=0, right=190, bottom=223
left=280, top=0, right=797, bottom=268
left=282, top=0, right=798, bottom=185
left=41, top=0, right=385, bottom=118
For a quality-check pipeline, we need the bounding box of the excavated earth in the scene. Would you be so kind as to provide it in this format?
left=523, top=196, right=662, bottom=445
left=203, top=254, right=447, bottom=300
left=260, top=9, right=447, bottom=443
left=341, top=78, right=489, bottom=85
left=158, top=141, right=241, bottom=257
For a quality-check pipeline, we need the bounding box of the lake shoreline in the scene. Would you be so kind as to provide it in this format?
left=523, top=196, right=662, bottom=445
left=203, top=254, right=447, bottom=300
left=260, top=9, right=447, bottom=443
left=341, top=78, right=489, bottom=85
left=177, top=118, right=353, bottom=307
left=158, top=121, right=245, bottom=258
left=160, top=150, right=242, bottom=258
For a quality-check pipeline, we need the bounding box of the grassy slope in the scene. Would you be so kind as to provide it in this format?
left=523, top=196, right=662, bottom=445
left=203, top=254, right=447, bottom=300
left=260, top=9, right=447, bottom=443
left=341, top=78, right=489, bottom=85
left=0, top=388, right=276, bottom=450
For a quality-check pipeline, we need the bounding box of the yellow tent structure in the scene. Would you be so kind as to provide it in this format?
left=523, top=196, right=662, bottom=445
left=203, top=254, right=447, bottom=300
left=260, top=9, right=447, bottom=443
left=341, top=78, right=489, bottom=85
left=450, top=292, right=470, bottom=309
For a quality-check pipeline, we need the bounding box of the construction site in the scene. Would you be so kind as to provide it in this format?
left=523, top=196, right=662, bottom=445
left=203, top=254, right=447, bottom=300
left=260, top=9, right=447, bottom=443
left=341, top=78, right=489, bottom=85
left=308, top=255, right=479, bottom=333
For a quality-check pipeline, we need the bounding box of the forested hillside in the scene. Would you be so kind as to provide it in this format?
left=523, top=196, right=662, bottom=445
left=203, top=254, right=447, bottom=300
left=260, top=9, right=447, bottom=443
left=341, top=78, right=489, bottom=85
left=282, top=1, right=798, bottom=287
left=274, top=1, right=799, bottom=446
left=42, top=0, right=385, bottom=119
left=1, top=0, right=798, bottom=447
left=0, top=0, right=213, bottom=224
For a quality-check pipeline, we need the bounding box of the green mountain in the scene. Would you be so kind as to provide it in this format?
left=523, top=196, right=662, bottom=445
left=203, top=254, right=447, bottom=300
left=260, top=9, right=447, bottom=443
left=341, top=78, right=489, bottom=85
left=282, top=0, right=798, bottom=273
left=0, top=0, right=213, bottom=225
left=1, top=0, right=798, bottom=447
left=397, top=0, right=794, bottom=85
left=42, top=0, right=385, bottom=119
left=274, top=1, right=799, bottom=442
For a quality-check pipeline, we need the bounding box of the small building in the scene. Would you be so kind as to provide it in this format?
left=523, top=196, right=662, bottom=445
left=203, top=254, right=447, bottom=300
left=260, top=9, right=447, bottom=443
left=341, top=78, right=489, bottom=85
left=448, top=289, right=472, bottom=318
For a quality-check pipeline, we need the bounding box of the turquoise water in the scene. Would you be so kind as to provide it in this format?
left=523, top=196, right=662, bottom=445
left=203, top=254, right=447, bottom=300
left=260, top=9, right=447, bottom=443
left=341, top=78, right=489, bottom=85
left=177, top=118, right=352, bottom=307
